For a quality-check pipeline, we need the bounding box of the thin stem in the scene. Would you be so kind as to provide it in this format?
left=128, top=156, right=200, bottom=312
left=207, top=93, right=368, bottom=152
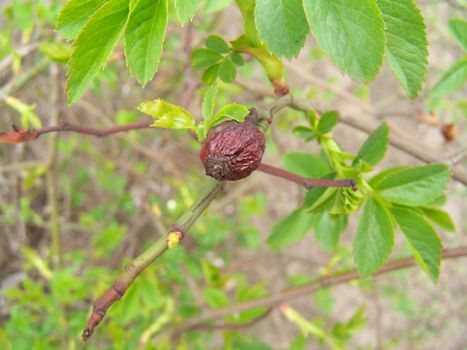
left=0, top=119, right=154, bottom=144
left=0, top=56, right=49, bottom=99
left=258, top=163, right=356, bottom=190
left=38, top=119, right=153, bottom=137
left=82, top=179, right=224, bottom=341
left=46, top=64, right=61, bottom=268
left=168, top=246, right=467, bottom=336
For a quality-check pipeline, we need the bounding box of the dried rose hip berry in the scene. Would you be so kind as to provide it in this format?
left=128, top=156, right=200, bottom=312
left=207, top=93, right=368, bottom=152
left=200, top=114, right=265, bottom=181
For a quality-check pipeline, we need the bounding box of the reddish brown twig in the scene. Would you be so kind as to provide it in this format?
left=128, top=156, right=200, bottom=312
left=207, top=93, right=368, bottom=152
left=0, top=119, right=153, bottom=144
left=38, top=119, right=153, bottom=137
left=258, top=163, right=356, bottom=190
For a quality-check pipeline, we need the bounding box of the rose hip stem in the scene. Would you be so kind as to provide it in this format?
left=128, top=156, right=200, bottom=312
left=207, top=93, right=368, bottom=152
left=257, top=163, right=357, bottom=190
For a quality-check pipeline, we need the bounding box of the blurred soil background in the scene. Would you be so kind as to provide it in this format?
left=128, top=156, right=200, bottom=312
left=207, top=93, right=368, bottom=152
left=0, top=0, right=466, bottom=349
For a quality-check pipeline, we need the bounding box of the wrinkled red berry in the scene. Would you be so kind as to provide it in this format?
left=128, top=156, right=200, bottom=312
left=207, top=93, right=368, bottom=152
left=200, top=114, right=265, bottom=181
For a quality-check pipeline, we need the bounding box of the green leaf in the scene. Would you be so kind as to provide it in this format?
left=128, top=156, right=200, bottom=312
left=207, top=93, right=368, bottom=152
left=377, top=0, right=428, bottom=98
left=303, top=0, right=385, bottom=82
left=40, top=42, right=73, bottom=63
left=372, top=165, right=450, bottom=206
left=255, top=0, right=308, bottom=59
left=55, top=0, right=108, bottom=39
left=303, top=173, right=337, bottom=209
left=191, top=48, right=223, bottom=68
left=283, top=152, right=330, bottom=179
left=124, top=0, right=167, bottom=86
left=391, top=207, right=442, bottom=282
left=202, top=287, right=230, bottom=308
left=368, top=166, right=405, bottom=188
left=267, top=208, right=314, bottom=250
left=202, top=85, right=218, bottom=120
left=205, top=35, right=230, bottom=53
left=137, top=99, right=195, bottom=130
left=94, top=223, right=126, bottom=258
left=293, top=126, right=315, bottom=141
left=448, top=18, right=467, bottom=51
left=202, top=64, right=220, bottom=84
left=174, top=0, right=201, bottom=25
left=281, top=306, right=328, bottom=341
left=430, top=57, right=467, bottom=98
left=66, top=0, right=130, bottom=104
left=420, top=207, right=455, bottom=232
left=316, top=111, right=338, bottom=134
left=205, top=0, right=233, bottom=14
left=314, top=213, right=347, bottom=252
left=307, top=109, right=317, bottom=126
left=231, top=52, right=245, bottom=66
left=353, top=122, right=389, bottom=167
left=218, top=59, right=237, bottom=83
left=207, top=103, right=249, bottom=130
left=353, top=197, right=394, bottom=276
left=236, top=283, right=269, bottom=323
left=4, top=96, right=42, bottom=129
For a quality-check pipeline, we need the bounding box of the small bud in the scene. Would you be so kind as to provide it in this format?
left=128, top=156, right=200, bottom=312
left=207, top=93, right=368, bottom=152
left=167, top=231, right=183, bottom=249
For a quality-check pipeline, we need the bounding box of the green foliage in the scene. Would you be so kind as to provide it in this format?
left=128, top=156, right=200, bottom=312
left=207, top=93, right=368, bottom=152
left=202, top=287, right=231, bottom=308
left=192, top=48, right=223, bottom=69
left=138, top=97, right=249, bottom=141
left=218, top=58, right=237, bottom=83
left=174, top=0, right=202, bottom=25
left=283, top=152, right=330, bottom=178
left=206, top=35, right=231, bottom=53
left=303, top=0, right=385, bottom=82
left=371, top=165, right=450, bottom=206
left=430, top=18, right=467, bottom=98
left=281, top=305, right=367, bottom=349
left=4, top=96, right=42, bottom=128
left=254, top=0, right=308, bottom=59
left=354, top=197, right=394, bottom=276
left=39, top=42, right=73, bottom=63
left=55, top=0, right=108, bottom=39
left=353, top=123, right=389, bottom=167
left=430, top=57, right=467, bottom=98
left=420, top=207, right=455, bottom=232
left=267, top=208, right=315, bottom=249
left=2, top=1, right=459, bottom=348
left=66, top=0, right=130, bottom=104
left=391, top=207, right=442, bottom=281
left=138, top=99, right=195, bottom=129
left=56, top=0, right=433, bottom=101
left=313, top=212, right=347, bottom=252
left=316, top=111, right=338, bottom=135
left=377, top=0, right=428, bottom=98
left=448, top=18, right=467, bottom=51
left=201, top=84, right=218, bottom=120
left=268, top=113, right=451, bottom=281
left=191, top=35, right=242, bottom=84
left=125, top=0, right=168, bottom=86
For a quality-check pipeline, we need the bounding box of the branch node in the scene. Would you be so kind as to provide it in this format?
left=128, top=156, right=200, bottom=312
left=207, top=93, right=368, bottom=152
left=167, top=224, right=186, bottom=249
